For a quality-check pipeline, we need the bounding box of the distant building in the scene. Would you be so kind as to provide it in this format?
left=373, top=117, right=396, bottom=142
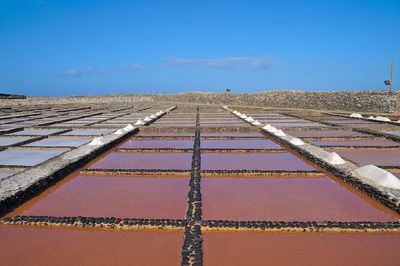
left=0, top=93, right=27, bottom=99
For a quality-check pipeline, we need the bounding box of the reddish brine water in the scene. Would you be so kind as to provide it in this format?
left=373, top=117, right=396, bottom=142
left=9, top=175, right=189, bottom=219
left=201, top=139, right=282, bottom=149
left=119, top=139, right=194, bottom=149
left=312, top=139, right=400, bottom=147
left=0, top=225, right=182, bottom=266
left=330, top=149, right=400, bottom=167
left=88, top=152, right=193, bottom=170
left=203, top=231, right=400, bottom=266
left=201, top=177, right=398, bottom=221
left=287, top=130, right=368, bottom=138
left=202, top=153, right=316, bottom=171
left=201, top=132, right=262, bottom=137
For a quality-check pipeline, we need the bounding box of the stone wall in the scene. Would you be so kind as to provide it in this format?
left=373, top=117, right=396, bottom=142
left=1, top=90, right=399, bottom=113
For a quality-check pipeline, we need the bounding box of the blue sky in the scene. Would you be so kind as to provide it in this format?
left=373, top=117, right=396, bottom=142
left=0, top=0, right=399, bottom=96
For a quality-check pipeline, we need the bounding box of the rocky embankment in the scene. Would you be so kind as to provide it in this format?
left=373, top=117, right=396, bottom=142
left=1, top=90, right=399, bottom=113
left=151, top=90, right=400, bottom=113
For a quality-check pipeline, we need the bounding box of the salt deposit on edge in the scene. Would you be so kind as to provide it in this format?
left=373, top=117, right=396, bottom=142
left=252, top=120, right=262, bottom=126
left=355, top=165, right=400, bottom=189
left=323, top=152, right=345, bottom=165
left=274, top=129, right=286, bottom=137
left=289, top=137, right=305, bottom=146
left=88, top=137, right=106, bottom=146
left=350, top=113, right=363, bottom=118
left=375, top=116, right=391, bottom=122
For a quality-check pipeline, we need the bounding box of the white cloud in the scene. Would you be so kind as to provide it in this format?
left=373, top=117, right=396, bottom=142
left=63, top=64, right=146, bottom=78
left=115, top=64, right=147, bottom=72
left=164, top=56, right=274, bottom=70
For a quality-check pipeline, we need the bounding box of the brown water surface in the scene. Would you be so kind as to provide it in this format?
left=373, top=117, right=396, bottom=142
left=202, top=177, right=398, bottom=221
left=9, top=175, right=189, bottom=219
left=203, top=231, right=400, bottom=266
left=0, top=225, right=182, bottom=266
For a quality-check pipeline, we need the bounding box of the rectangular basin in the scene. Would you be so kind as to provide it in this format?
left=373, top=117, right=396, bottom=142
left=0, top=149, right=66, bottom=166
left=0, top=226, right=182, bottom=266
left=201, top=139, right=282, bottom=149
left=287, top=130, right=368, bottom=138
left=203, top=232, right=400, bottom=266
left=0, top=136, right=32, bottom=146
left=330, top=148, right=400, bottom=167
left=10, top=175, right=189, bottom=219
left=119, top=139, right=194, bottom=149
left=202, top=153, right=316, bottom=171
left=201, top=177, right=398, bottom=221
left=61, top=129, right=114, bottom=136
left=201, top=132, right=263, bottom=138
left=7, top=129, right=64, bottom=136
left=24, top=137, right=92, bottom=147
left=88, top=152, right=192, bottom=170
left=312, top=139, right=400, bottom=147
